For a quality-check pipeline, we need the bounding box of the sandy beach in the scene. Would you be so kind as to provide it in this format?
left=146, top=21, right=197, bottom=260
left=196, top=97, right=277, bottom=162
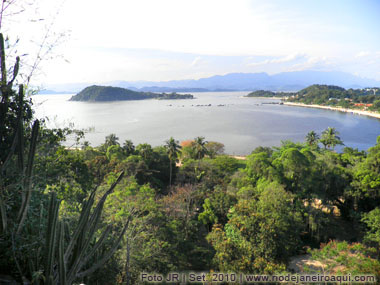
left=283, top=102, right=380, bottom=119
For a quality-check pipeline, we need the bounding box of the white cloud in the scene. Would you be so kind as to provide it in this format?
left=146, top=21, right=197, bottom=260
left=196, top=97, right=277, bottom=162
left=53, top=0, right=351, bottom=58
left=273, top=54, right=306, bottom=63
left=247, top=53, right=307, bottom=67
left=355, top=51, right=370, bottom=58
left=5, top=0, right=380, bottom=83
left=190, top=56, right=202, bottom=67
left=289, top=56, right=335, bottom=71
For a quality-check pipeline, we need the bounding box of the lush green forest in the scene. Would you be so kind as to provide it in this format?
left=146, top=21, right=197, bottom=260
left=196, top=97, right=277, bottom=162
left=70, top=85, right=194, bottom=102
left=288, top=85, right=380, bottom=111
left=248, top=85, right=380, bottom=112
left=1, top=32, right=380, bottom=284
left=246, top=90, right=289, bottom=97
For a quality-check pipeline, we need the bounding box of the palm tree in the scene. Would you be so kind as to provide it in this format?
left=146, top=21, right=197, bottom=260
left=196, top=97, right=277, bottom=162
left=193, top=136, right=208, bottom=160
left=320, top=127, right=343, bottom=150
left=165, top=137, right=181, bottom=186
left=105, top=133, right=119, bottom=146
left=305, top=131, right=319, bottom=147
left=136, top=143, right=153, bottom=161
left=100, top=133, right=120, bottom=152
left=123, top=139, right=135, bottom=156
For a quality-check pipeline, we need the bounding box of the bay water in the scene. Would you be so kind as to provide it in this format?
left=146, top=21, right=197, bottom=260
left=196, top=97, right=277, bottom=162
left=32, top=92, right=380, bottom=155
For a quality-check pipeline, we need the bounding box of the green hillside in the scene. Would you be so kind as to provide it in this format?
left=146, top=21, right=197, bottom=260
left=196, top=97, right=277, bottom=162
left=246, top=90, right=277, bottom=97
left=69, top=85, right=194, bottom=101
left=289, top=84, right=380, bottom=110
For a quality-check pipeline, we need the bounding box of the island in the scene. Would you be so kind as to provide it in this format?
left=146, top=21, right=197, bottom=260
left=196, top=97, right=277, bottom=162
left=245, top=90, right=288, bottom=97
left=246, top=85, right=380, bottom=118
left=69, top=85, right=194, bottom=101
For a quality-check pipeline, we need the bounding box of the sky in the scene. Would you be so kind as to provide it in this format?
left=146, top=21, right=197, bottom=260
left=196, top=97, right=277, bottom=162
left=3, top=0, right=380, bottom=86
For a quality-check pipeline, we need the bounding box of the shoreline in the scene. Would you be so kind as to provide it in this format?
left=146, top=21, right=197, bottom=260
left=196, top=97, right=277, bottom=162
left=242, top=96, right=282, bottom=100
left=283, top=102, right=380, bottom=119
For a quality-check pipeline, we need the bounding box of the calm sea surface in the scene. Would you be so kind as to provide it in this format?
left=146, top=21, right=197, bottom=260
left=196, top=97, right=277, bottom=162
left=31, top=92, right=380, bottom=155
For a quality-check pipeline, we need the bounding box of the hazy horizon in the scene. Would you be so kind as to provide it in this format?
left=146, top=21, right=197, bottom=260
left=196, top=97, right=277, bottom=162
left=47, top=70, right=380, bottom=85
left=40, top=70, right=380, bottom=93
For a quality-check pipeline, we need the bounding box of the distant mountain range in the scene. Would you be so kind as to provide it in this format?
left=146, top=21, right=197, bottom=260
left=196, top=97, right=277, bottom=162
left=43, top=70, right=380, bottom=94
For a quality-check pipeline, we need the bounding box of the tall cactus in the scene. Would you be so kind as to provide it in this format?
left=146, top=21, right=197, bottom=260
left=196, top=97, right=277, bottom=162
left=64, top=171, right=128, bottom=284
left=0, top=32, right=37, bottom=235
left=16, top=119, right=40, bottom=235
left=38, top=171, right=130, bottom=284
left=1, top=31, right=132, bottom=283
left=58, top=220, right=67, bottom=285
left=0, top=31, right=42, bottom=282
left=0, top=33, right=6, bottom=85
left=45, top=192, right=60, bottom=285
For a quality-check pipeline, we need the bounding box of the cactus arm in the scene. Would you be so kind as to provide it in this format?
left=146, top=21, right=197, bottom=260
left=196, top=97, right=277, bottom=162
left=0, top=194, right=6, bottom=233
left=80, top=225, right=112, bottom=266
left=44, top=192, right=60, bottom=285
left=24, top=120, right=39, bottom=188
left=0, top=33, right=8, bottom=153
left=67, top=179, right=119, bottom=283
left=88, top=171, right=124, bottom=227
left=35, top=201, right=44, bottom=273
left=16, top=84, right=24, bottom=172
left=74, top=171, right=125, bottom=267
left=66, top=205, right=103, bottom=283
left=0, top=116, right=19, bottom=173
left=58, top=221, right=67, bottom=285
left=1, top=84, right=25, bottom=173
left=65, top=171, right=124, bottom=283
left=69, top=171, right=125, bottom=270
left=0, top=33, right=6, bottom=85
left=76, top=218, right=131, bottom=279
left=64, top=188, right=96, bottom=263
left=8, top=56, right=19, bottom=87
left=16, top=119, right=39, bottom=235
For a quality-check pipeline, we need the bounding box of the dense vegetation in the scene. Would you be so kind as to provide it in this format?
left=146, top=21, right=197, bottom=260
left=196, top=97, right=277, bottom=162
left=288, top=85, right=380, bottom=111
left=2, top=33, right=380, bottom=284
left=246, top=90, right=288, bottom=97
left=248, top=85, right=380, bottom=112
left=69, top=85, right=194, bottom=102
